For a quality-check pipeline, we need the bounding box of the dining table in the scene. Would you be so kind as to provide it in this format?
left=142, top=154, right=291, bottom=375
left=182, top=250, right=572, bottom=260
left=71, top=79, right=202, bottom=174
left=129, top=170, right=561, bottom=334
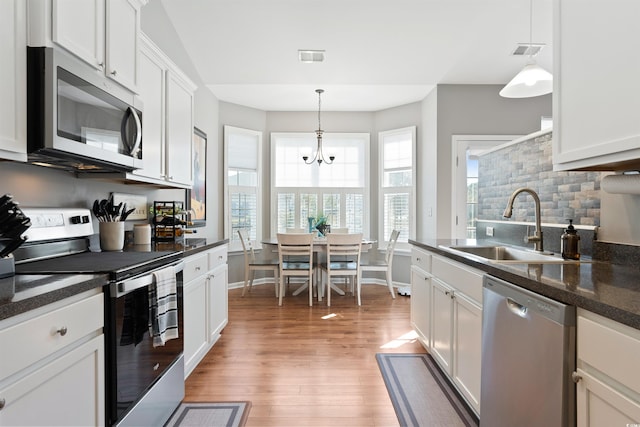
left=261, top=236, right=375, bottom=298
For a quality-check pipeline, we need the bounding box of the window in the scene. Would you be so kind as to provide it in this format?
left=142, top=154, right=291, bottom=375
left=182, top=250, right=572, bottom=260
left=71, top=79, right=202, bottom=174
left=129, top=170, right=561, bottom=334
left=271, top=133, right=369, bottom=236
left=379, top=127, right=416, bottom=246
left=224, top=126, right=261, bottom=251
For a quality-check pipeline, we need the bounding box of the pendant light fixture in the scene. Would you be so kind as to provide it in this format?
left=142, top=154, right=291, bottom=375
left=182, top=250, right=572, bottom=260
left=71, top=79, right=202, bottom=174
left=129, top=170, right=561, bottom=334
left=499, top=0, right=552, bottom=98
left=303, top=89, right=334, bottom=165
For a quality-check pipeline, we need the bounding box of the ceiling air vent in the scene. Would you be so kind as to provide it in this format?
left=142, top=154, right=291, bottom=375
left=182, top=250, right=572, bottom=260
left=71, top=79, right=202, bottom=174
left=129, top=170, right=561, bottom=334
left=511, top=43, right=545, bottom=57
left=298, top=50, right=325, bottom=63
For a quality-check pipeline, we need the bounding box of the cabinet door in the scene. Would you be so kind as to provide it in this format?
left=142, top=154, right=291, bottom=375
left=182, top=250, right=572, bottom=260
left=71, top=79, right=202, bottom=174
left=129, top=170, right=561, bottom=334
left=410, top=267, right=430, bottom=349
left=208, top=264, right=228, bottom=344
left=453, top=292, right=482, bottom=415
left=133, top=40, right=165, bottom=180
left=576, top=369, right=640, bottom=427
left=431, top=278, right=454, bottom=375
left=0, top=335, right=104, bottom=426
left=0, top=0, right=27, bottom=161
left=52, top=0, right=105, bottom=70
left=165, top=71, right=194, bottom=186
left=553, top=0, right=640, bottom=170
left=184, top=276, right=208, bottom=377
left=105, top=0, right=139, bottom=91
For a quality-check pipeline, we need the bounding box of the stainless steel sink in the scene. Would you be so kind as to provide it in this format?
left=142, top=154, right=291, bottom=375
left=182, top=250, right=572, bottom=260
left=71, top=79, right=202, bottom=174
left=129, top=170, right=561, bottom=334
left=439, top=245, right=581, bottom=264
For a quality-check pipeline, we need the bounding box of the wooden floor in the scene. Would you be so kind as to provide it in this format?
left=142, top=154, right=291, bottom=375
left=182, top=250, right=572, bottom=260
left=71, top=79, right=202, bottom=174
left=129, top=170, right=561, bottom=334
left=184, top=282, right=426, bottom=426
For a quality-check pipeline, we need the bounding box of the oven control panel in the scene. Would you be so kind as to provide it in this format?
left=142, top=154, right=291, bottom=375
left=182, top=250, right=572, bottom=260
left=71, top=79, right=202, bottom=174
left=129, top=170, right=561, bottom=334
left=21, top=208, right=94, bottom=242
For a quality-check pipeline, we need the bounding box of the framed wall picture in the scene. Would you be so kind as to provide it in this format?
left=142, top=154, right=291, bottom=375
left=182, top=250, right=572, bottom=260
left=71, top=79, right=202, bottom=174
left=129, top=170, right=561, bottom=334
left=187, top=127, right=206, bottom=227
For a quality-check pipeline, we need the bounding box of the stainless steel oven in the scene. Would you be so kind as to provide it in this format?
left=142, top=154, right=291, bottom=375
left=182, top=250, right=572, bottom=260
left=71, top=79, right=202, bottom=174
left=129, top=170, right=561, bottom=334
left=27, top=47, right=144, bottom=173
left=14, top=209, right=185, bottom=427
left=107, top=260, right=185, bottom=427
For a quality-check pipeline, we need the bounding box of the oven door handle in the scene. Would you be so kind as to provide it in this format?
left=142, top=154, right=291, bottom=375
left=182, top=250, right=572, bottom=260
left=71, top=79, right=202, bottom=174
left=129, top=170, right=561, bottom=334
left=114, top=261, right=185, bottom=297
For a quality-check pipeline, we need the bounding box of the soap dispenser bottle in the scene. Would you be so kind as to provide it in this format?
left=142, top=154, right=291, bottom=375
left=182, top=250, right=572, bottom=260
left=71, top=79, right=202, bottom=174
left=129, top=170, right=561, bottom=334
left=561, top=219, right=580, bottom=260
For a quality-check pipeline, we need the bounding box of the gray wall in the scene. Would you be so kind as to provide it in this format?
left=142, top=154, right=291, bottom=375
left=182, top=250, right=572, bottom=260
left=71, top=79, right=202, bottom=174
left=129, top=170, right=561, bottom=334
left=421, top=85, right=553, bottom=239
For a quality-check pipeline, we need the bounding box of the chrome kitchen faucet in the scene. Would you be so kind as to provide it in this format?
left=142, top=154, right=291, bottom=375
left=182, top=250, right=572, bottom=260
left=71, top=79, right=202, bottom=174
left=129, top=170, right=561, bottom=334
left=503, top=187, right=544, bottom=252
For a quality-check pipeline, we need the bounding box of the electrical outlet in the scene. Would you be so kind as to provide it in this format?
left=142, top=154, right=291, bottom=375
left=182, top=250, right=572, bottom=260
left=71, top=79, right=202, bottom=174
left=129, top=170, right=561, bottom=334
left=486, top=226, right=494, bottom=237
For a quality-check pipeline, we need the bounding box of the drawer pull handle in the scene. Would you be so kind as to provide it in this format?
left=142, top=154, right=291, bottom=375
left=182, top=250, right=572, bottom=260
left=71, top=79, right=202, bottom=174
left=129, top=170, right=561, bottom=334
left=0, top=398, right=5, bottom=410
left=571, top=371, right=582, bottom=383
left=56, top=326, right=68, bottom=336
left=110, top=69, right=117, bottom=76
left=195, top=266, right=201, bottom=271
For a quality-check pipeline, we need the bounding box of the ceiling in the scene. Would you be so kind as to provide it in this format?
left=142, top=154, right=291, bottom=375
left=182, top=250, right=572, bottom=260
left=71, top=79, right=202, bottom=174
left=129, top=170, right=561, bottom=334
left=159, top=0, right=553, bottom=111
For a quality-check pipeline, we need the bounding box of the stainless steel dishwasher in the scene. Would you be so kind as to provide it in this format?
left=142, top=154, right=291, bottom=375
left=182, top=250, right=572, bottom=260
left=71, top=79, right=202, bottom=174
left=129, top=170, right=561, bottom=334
left=480, top=275, right=575, bottom=427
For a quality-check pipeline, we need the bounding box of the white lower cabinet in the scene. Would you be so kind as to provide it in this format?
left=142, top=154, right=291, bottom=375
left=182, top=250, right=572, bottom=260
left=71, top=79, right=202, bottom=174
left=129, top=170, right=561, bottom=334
left=183, top=245, right=229, bottom=377
left=184, top=259, right=209, bottom=376
left=452, top=291, right=482, bottom=412
left=576, top=309, right=640, bottom=426
left=0, top=290, right=105, bottom=426
left=431, top=277, right=454, bottom=374
left=410, top=247, right=483, bottom=417
left=410, top=266, right=431, bottom=347
left=410, top=246, right=432, bottom=347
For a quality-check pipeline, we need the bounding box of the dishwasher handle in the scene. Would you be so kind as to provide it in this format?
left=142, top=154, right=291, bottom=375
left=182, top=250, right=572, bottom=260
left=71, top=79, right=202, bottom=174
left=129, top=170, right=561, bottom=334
left=506, top=297, right=528, bottom=317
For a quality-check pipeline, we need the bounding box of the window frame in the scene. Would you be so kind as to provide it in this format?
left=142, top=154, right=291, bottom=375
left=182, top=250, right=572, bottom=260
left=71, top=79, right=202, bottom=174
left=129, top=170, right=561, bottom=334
left=378, top=126, right=416, bottom=250
left=270, top=132, right=370, bottom=237
left=224, top=125, right=262, bottom=252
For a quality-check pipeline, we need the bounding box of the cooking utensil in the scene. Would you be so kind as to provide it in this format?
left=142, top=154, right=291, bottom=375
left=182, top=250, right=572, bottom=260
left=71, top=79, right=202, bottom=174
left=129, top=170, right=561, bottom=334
left=121, top=207, right=136, bottom=221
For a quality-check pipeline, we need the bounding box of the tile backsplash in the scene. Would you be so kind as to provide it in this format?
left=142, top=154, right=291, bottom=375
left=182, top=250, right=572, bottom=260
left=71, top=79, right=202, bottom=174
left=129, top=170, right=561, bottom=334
left=478, top=131, right=604, bottom=227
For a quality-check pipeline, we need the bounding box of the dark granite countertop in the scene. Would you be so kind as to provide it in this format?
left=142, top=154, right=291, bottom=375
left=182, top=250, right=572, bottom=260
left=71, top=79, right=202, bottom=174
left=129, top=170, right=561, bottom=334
left=0, top=238, right=228, bottom=323
left=410, top=238, right=640, bottom=330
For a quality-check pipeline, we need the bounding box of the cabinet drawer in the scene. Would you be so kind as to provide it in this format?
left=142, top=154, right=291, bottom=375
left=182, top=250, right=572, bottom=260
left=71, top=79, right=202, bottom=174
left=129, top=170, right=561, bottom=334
left=411, top=247, right=431, bottom=272
left=208, top=245, right=228, bottom=270
left=432, top=255, right=483, bottom=304
left=0, top=293, right=103, bottom=380
left=183, top=253, right=208, bottom=282
left=578, top=312, right=640, bottom=395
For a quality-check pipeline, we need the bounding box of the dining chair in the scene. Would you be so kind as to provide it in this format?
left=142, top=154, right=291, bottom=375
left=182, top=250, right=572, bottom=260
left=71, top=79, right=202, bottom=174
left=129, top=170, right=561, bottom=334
left=238, top=229, right=279, bottom=297
left=319, top=233, right=363, bottom=306
left=329, top=227, right=349, bottom=234
left=276, top=233, right=315, bottom=306
left=285, top=228, right=307, bottom=233
left=358, top=229, right=400, bottom=305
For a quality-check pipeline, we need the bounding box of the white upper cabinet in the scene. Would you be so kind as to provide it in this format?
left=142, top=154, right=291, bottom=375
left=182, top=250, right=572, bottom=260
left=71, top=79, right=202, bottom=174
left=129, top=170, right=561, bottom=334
left=165, top=70, right=195, bottom=186
left=0, top=0, right=28, bottom=162
left=32, top=0, right=145, bottom=93
left=105, top=0, right=140, bottom=91
left=553, top=0, right=640, bottom=171
left=130, top=34, right=196, bottom=188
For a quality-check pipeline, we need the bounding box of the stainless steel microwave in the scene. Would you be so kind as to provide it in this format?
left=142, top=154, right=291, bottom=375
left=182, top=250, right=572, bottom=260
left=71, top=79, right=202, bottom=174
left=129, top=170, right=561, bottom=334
left=27, top=47, right=143, bottom=173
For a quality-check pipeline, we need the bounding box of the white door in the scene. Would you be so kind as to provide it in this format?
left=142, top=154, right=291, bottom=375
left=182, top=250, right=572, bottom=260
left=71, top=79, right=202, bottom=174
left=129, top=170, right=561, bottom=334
left=453, top=292, right=482, bottom=414
left=52, top=0, right=105, bottom=70
left=451, top=135, right=521, bottom=239
left=165, top=71, right=194, bottom=186
left=430, top=278, right=454, bottom=375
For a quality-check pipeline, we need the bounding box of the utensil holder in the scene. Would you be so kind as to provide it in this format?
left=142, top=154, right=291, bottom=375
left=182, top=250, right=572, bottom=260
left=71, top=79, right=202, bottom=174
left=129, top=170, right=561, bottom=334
left=100, top=222, right=125, bottom=251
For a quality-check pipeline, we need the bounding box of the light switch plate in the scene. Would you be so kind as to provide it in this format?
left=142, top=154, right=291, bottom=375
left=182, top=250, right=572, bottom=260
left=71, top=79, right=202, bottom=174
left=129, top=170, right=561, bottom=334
left=486, top=226, right=494, bottom=237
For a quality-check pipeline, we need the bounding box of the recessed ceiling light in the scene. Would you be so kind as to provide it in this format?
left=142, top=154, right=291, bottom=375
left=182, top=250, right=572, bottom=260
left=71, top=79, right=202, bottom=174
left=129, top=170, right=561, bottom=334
left=298, top=50, right=325, bottom=63
left=511, top=43, right=545, bottom=57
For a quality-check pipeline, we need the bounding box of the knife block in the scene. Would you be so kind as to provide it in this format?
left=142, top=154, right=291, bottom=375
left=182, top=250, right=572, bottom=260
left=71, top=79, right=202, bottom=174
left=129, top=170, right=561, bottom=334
left=0, top=255, right=15, bottom=279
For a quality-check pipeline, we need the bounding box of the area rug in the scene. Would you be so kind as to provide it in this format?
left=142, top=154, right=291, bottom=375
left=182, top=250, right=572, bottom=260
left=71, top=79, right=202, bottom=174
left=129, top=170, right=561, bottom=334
left=165, top=401, right=251, bottom=427
left=376, top=353, right=478, bottom=427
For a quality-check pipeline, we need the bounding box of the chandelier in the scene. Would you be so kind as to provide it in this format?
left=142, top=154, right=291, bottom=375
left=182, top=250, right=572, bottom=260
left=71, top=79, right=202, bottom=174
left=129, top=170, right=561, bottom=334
left=303, top=89, right=334, bottom=165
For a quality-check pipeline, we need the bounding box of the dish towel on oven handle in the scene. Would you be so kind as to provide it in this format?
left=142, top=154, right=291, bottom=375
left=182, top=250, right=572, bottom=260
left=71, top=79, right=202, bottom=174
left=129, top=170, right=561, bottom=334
left=148, top=265, right=179, bottom=347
